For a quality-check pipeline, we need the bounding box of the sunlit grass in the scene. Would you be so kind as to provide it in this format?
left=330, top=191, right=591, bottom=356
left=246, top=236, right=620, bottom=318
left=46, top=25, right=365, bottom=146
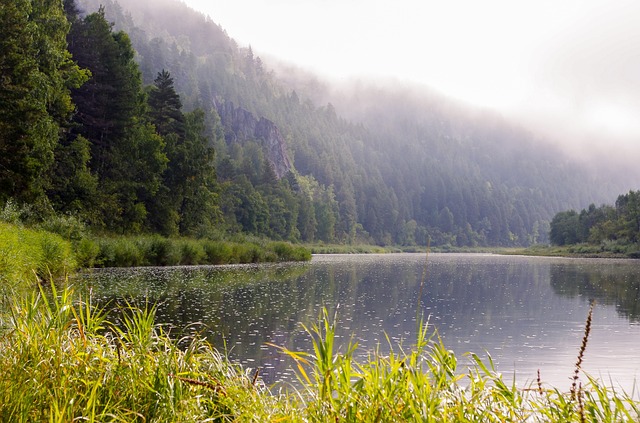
left=0, top=222, right=76, bottom=290
left=0, top=284, right=638, bottom=422
left=276, top=308, right=639, bottom=422
left=1, top=229, right=638, bottom=423
left=0, top=283, right=298, bottom=422
left=92, top=236, right=311, bottom=267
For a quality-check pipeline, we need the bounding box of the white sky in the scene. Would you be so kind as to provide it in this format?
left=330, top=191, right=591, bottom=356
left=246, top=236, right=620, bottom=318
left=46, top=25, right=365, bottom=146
left=181, top=0, right=640, bottom=155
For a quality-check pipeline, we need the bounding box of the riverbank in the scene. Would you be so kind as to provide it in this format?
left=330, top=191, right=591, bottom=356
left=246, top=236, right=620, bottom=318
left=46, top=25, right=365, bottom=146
left=307, top=243, right=519, bottom=255
left=1, top=221, right=311, bottom=280
left=505, top=243, right=640, bottom=259
left=88, top=236, right=311, bottom=267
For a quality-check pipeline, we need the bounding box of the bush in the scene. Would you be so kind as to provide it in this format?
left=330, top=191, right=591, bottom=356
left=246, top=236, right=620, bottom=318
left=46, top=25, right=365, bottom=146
left=138, top=236, right=180, bottom=266
left=89, top=236, right=312, bottom=268
left=95, top=238, right=143, bottom=268
left=268, top=241, right=312, bottom=262
left=202, top=241, right=233, bottom=265
left=74, top=238, right=100, bottom=268
left=37, top=215, right=87, bottom=241
left=177, top=239, right=206, bottom=265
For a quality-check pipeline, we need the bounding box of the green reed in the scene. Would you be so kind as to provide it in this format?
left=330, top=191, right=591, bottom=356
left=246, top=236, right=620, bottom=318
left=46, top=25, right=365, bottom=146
left=0, top=281, right=638, bottom=421
left=275, top=307, right=639, bottom=422
left=92, top=236, right=311, bottom=268
left=0, top=283, right=298, bottom=422
left=0, top=222, right=76, bottom=289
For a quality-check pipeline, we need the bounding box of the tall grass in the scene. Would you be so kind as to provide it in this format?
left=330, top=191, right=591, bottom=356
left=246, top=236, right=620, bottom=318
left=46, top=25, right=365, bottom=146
left=0, top=281, right=638, bottom=421
left=0, top=284, right=298, bottom=422
left=0, top=222, right=76, bottom=288
left=92, top=236, right=311, bottom=268
left=275, top=309, right=639, bottom=422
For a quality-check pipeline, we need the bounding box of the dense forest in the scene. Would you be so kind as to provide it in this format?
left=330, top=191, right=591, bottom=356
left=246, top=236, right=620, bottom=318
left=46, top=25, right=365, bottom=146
left=549, top=190, right=640, bottom=253
left=1, top=0, right=636, bottom=247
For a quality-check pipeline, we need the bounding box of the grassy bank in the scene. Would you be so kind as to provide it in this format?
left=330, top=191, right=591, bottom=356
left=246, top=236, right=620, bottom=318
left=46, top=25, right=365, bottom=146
left=2, top=219, right=310, bottom=274
left=87, top=236, right=311, bottom=268
left=307, top=243, right=518, bottom=255
left=0, top=287, right=638, bottom=422
left=506, top=243, right=640, bottom=259
left=0, top=222, right=76, bottom=289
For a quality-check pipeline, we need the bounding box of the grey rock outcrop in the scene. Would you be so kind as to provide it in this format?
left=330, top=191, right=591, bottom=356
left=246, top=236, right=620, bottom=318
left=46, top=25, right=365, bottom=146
left=218, top=102, right=292, bottom=179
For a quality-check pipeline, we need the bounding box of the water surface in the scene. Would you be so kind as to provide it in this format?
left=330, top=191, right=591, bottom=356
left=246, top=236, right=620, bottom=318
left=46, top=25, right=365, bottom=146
left=81, top=253, right=640, bottom=391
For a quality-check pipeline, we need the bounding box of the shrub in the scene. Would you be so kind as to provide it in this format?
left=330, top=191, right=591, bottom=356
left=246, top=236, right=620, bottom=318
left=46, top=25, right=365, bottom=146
left=95, top=238, right=143, bottom=267
left=74, top=238, right=100, bottom=268
left=269, top=241, right=312, bottom=262
left=139, top=236, right=180, bottom=266
left=177, top=239, right=206, bottom=265
left=37, top=215, right=87, bottom=241
left=202, top=241, right=233, bottom=265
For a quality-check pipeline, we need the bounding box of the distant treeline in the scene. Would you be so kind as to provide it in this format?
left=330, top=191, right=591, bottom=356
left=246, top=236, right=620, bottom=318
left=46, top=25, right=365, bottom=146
left=550, top=190, right=640, bottom=255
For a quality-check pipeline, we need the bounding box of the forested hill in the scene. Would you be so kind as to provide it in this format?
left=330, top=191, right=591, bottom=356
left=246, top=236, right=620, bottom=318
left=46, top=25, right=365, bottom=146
left=2, top=0, right=632, bottom=248
left=74, top=0, right=636, bottom=246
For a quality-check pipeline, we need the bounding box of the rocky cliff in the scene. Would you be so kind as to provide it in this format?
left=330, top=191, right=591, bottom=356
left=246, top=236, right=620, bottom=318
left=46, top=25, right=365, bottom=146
left=217, top=102, right=292, bottom=179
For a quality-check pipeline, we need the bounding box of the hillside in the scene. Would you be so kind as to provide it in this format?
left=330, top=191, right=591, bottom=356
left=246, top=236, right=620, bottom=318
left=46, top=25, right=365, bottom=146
left=4, top=0, right=632, bottom=247
left=74, top=0, right=639, bottom=247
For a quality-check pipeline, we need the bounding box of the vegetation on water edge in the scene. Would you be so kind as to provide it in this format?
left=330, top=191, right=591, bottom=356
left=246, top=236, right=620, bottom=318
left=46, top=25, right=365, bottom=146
left=2, top=215, right=310, bottom=279
left=0, top=222, right=76, bottom=289
left=547, top=190, right=640, bottom=258
left=89, top=236, right=311, bottom=268
left=0, top=282, right=638, bottom=422
left=306, top=243, right=516, bottom=255
left=507, top=243, right=639, bottom=259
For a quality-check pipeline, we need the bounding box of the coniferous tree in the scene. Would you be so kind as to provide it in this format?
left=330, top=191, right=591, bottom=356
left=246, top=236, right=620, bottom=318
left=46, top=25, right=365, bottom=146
left=148, top=69, right=185, bottom=137
left=146, top=71, right=220, bottom=236
left=0, top=0, right=87, bottom=205
left=66, top=7, right=167, bottom=231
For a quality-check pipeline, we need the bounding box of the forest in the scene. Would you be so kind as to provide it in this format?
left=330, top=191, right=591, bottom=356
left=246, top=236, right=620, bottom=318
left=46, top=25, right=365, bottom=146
left=1, top=0, right=636, bottom=247
left=549, top=190, right=640, bottom=254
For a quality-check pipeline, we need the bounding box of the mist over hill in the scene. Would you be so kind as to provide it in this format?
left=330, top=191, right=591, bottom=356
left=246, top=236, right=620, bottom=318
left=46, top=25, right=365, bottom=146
left=74, top=0, right=637, bottom=247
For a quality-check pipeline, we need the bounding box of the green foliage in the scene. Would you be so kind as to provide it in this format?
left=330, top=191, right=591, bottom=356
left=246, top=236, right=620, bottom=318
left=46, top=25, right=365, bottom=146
left=549, top=190, right=640, bottom=256
left=268, top=241, right=312, bottom=262
left=0, top=222, right=76, bottom=286
left=0, top=284, right=297, bottom=422
left=36, top=214, right=88, bottom=241
left=0, top=0, right=88, bottom=204
left=550, top=210, right=580, bottom=246
left=0, top=199, right=24, bottom=225
left=64, top=8, right=168, bottom=232
left=91, top=235, right=311, bottom=267
left=274, top=309, right=640, bottom=421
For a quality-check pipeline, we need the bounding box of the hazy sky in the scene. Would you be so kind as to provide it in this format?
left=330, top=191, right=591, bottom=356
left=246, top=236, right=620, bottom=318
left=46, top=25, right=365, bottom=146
left=182, top=0, right=640, bottom=155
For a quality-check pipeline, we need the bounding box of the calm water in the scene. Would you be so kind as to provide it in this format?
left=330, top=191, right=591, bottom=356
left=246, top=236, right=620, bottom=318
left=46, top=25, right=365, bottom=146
left=80, top=253, right=640, bottom=391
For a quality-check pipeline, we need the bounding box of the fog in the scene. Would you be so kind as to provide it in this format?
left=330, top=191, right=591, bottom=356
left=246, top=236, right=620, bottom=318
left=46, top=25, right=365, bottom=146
left=183, top=0, right=640, bottom=162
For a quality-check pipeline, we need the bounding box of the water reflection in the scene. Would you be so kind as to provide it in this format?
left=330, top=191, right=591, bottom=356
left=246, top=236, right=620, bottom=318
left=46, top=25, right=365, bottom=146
left=550, top=261, right=640, bottom=322
left=80, top=254, right=640, bottom=390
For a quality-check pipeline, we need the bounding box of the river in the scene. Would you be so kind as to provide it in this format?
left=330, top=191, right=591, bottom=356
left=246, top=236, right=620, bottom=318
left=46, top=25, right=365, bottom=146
left=80, top=253, right=640, bottom=391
